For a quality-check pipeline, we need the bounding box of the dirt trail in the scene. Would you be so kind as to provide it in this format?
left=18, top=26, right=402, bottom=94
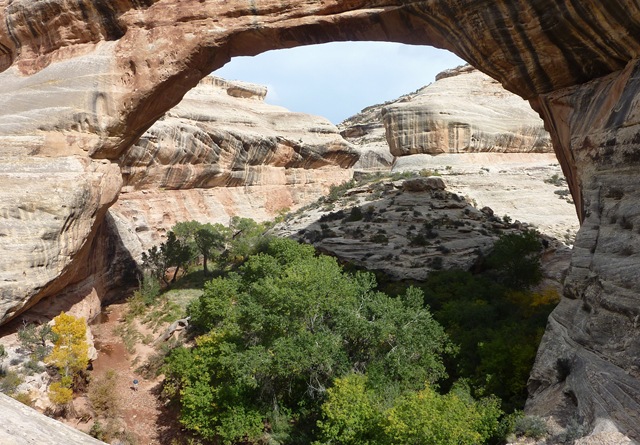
left=89, top=303, right=172, bottom=445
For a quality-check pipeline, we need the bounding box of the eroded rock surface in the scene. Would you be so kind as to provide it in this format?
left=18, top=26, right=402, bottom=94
left=276, top=175, right=570, bottom=283
left=113, top=76, right=356, bottom=252
left=383, top=66, right=552, bottom=156
left=0, top=393, right=106, bottom=445
left=526, top=60, right=640, bottom=443
left=340, top=66, right=552, bottom=169
left=1, top=0, right=640, bottom=442
left=0, top=153, right=121, bottom=324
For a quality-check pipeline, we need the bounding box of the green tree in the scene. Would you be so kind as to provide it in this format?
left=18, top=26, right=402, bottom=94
left=419, top=268, right=558, bottom=411
left=195, top=223, right=230, bottom=274
left=18, top=322, right=53, bottom=361
left=383, top=383, right=501, bottom=445
left=316, top=373, right=383, bottom=445
left=485, top=230, right=543, bottom=288
left=227, top=217, right=270, bottom=263
left=141, top=231, right=193, bottom=284
left=165, top=238, right=453, bottom=444
left=316, top=377, right=502, bottom=445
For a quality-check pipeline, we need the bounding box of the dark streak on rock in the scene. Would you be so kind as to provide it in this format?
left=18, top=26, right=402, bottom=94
left=93, top=0, right=126, bottom=40
left=606, top=63, right=640, bottom=129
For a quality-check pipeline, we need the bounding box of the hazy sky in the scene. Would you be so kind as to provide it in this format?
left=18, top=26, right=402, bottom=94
left=214, top=42, right=465, bottom=124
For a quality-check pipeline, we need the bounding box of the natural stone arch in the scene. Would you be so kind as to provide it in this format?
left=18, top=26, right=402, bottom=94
left=3, top=0, right=640, bottom=442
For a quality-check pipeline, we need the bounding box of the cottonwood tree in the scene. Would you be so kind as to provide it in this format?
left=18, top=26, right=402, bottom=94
left=45, top=312, right=89, bottom=414
left=164, top=238, right=456, bottom=444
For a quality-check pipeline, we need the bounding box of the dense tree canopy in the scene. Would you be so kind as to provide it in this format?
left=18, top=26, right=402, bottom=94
left=163, top=238, right=481, bottom=444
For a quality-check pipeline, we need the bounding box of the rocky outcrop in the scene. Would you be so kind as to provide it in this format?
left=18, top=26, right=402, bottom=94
left=1, top=0, right=640, bottom=442
left=340, top=66, right=552, bottom=169
left=276, top=175, right=570, bottom=283
left=391, top=153, right=579, bottom=242
left=113, top=76, right=357, bottom=251
left=0, top=393, right=106, bottom=445
left=0, top=154, right=121, bottom=325
left=383, top=66, right=552, bottom=156
left=525, top=60, right=640, bottom=442
left=121, top=76, right=356, bottom=190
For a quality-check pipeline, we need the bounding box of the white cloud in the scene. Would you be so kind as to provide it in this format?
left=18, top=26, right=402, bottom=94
left=214, top=42, right=464, bottom=124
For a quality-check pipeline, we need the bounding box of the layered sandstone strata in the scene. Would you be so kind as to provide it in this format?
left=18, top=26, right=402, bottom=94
left=1, top=0, right=640, bottom=442
left=113, top=76, right=357, bottom=250
left=0, top=151, right=121, bottom=325
left=341, top=66, right=552, bottom=170
left=383, top=66, right=552, bottom=156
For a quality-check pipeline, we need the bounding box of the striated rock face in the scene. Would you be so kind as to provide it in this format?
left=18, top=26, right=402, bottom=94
left=382, top=66, right=552, bottom=156
left=526, top=60, right=640, bottom=441
left=2, top=0, right=640, bottom=442
left=113, top=76, right=357, bottom=251
left=0, top=153, right=121, bottom=325
left=121, top=76, right=356, bottom=191
left=340, top=65, right=552, bottom=170
left=0, top=393, right=106, bottom=445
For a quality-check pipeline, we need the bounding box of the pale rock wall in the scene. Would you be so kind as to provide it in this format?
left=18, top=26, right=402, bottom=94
left=0, top=392, right=106, bottom=445
left=113, top=76, right=357, bottom=251
left=0, top=154, right=121, bottom=325
left=383, top=67, right=552, bottom=156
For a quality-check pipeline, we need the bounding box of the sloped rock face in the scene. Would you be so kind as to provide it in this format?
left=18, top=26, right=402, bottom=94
left=121, top=77, right=356, bottom=190
left=0, top=393, right=107, bottom=445
left=383, top=66, right=552, bottom=156
left=113, top=76, right=356, bottom=251
left=0, top=153, right=121, bottom=324
left=276, top=175, right=569, bottom=283
left=2, top=0, right=640, bottom=442
left=340, top=65, right=552, bottom=170
left=526, top=61, right=640, bottom=441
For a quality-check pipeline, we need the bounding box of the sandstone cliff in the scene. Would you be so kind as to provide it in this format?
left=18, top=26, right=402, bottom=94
left=0, top=393, right=106, bottom=445
left=112, top=76, right=357, bottom=251
left=1, top=0, right=640, bottom=442
left=341, top=66, right=552, bottom=166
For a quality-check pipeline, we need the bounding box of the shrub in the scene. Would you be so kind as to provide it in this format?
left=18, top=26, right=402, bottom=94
left=11, top=391, right=34, bottom=407
left=419, top=169, right=441, bottom=177
left=88, top=370, right=120, bottom=418
left=344, top=206, right=363, bottom=222
left=0, top=370, right=23, bottom=395
left=514, top=415, right=548, bottom=439
left=48, top=381, right=73, bottom=407
left=485, top=230, right=543, bottom=288
left=544, top=174, right=565, bottom=186
left=18, top=322, right=53, bottom=361
left=370, top=233, right=388, bottom=244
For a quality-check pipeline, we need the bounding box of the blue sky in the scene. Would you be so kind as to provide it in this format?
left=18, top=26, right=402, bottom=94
left=214, top=42, right=464, bottom=124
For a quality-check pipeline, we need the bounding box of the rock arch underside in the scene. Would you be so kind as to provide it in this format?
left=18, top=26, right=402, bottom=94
left=2, top=0, right=640, bottom=442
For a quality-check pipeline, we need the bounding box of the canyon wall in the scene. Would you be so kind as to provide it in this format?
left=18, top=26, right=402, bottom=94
left=113, top=76, right=356, bottom=251
left=383, top=65, right=552, bottom=156
left=341, top=65, right=552, bottom=170
left=2, top=0, right=640, bottom=442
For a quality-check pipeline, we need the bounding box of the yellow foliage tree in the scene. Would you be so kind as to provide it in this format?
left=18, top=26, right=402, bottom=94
left=46, top=312, right=89, bottom=383
left=48, top=381, right=73, bottom=406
